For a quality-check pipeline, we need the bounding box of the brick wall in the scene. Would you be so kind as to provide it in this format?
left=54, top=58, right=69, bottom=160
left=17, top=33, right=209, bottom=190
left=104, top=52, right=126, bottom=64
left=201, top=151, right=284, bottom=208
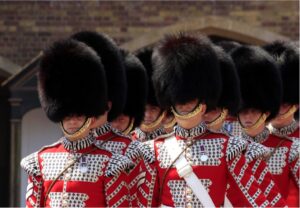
left=0, top=1, right=298, bottom=66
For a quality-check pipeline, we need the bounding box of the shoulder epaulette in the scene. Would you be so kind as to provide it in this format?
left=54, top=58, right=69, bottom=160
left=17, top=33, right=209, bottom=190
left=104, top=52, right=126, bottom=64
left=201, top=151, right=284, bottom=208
left=105, top=154, right=134, bottom=177
left=111, top=127, right=132, bottom=141
left=20, top=140, right=61, bottom=176
left=226, top=136, right=248, bottom=161
left=245, top=142, right=271, bottom=163
left=20, top=152, right=41, bottom=177
left=125, top=140, right=155, bottom=163
left=289, top=140, right=300, bottom=163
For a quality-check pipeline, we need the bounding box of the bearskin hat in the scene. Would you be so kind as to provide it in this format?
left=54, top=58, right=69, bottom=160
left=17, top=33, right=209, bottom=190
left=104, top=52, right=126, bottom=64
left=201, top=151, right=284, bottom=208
left=213, top=46, right=241, bottom=115
left=231, top=45, right=282, bottom=121
left=120, top=49, right=148, bottom=128
left=263, top=40, right=289, bottom=57
left=264, top=41, right=299, bottom=105
left=217, top=40, right=241, bottom=53
left=135, top=47, right=159, bottom=107
left=71, top=31, right=127, bottom=121
left=151, top=33, right=222, bottom=110
left=38, top=39, right=108, bottom=123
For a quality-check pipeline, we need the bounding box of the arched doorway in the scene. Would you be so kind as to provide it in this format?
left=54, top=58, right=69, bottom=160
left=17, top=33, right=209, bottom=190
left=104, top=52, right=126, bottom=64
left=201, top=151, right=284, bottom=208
left=120, top=16, right=290, bottom=52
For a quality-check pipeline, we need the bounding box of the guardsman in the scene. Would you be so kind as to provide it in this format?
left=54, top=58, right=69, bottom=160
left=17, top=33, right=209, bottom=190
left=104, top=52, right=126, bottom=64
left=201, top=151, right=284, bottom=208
left=111, top=49, right=148, bottom=136
left=21, top=39, right=133, bottom=207
left=131, top=47, right=166, bottom=142
left=264, top=41, right=300, bottom=207
left=204, top=45, right=286, bottom=206
left=216, top=40, right=244, bottom=137
left=232, top=44, right=299, bottom=205
left=137, top=33, right=270, bottom=207
left=71, top=31, right=153, bottom=206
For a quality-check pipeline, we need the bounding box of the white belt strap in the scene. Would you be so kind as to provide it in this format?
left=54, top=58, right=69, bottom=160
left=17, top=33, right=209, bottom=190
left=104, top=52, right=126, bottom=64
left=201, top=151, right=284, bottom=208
left=165, top=136, right=215, bottom=208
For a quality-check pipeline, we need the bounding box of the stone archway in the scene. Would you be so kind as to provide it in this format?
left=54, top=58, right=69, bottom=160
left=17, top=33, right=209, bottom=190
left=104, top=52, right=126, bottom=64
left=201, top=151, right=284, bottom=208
left=121, top=15, right=290, bottom=52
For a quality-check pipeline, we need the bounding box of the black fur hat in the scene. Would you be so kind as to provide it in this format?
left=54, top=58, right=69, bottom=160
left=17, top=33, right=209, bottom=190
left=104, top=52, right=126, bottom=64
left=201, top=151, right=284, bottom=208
left=217, top=40, right=242, bottom=53
left=264, top=41, right=299, bottom=105
left=38, top=39, right=108, bottom=123
left=71, top=31, right=127, bottom=121
left=135, top=47, right=159, bottom=107
left=120, top=49, right=148, bottom=128
left=213, top=46, right=241, bottom=115
left=231, top=45, right=282, bottom=121
left=279, top=44, right=299, bottom=105
left=263, top=40, right=289, bottom=57
left=152, top=33, right=222, bottom=110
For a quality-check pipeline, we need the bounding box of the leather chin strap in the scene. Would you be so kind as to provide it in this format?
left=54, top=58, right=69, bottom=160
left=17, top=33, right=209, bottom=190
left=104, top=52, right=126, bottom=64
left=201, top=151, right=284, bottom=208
left=61, top=117, right=92, bottom=140
left=171, top=103, right=203, bottom=120
left=206, top=109, right=228, bottom=129
left=140, top=111, right=165, bottom=131
left=239, top=113, right=268, bottom=134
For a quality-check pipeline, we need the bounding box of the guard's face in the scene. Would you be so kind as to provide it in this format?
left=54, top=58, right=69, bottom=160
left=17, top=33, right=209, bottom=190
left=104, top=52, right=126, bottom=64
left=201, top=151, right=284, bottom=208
left=174, top=99, right=205, bottom=129
left=203, top=108, right=222, bottom=123
left=174, top=99, right=199, bottom=115
left=62, top=115, right=87, bottom=134
left=162, top=113, right=175, bottom=125
left=278, top=103, right=293, bottom=115
left=238, top=108, right=262, bottom=128
left=142, top=105, right=161, bottom=125
left=271, top=104, right=298, bottom=126
left=111, top=114, right=131, bottom=132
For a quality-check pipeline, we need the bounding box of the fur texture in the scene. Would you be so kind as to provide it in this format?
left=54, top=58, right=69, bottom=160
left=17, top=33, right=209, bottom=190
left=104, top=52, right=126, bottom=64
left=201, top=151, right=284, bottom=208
left=38, top=39, right=108, bottom=122
left=71, top=31, right=127, bottom=121
left=151, top=33, right=222, bottom=110
left=231, top=45, right=283, bottom=121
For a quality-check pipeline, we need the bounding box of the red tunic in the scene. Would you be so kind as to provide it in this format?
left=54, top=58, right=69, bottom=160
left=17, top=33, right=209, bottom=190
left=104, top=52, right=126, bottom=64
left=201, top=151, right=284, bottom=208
left=270, top=120, right=300, bottom=207
left=244, top=127, right=300, bottom=206
left=137, top=124, right=270, bottom=207
left=93, top=124, right=153, bottom=207
left=21, top=133, right=132, bottom=207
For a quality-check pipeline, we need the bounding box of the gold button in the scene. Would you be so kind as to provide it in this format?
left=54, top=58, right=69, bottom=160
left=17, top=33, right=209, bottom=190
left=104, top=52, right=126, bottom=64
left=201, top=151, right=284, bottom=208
left=186, top=202, right=192, bottom=208
left=63, top=193, right=68, bottom=199
left=186, top=194, right=193, bottom=202
left=64, top=173, right=71, bottom=180
left=62, top=200, right=68, bottom=207
left=186, top=188, right=192, bottom=194
left=185, top=152, right=192, bottom=159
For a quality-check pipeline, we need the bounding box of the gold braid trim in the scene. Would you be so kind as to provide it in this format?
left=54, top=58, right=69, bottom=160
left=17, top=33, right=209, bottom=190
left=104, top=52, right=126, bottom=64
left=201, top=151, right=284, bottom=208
left=277, top=105, right=298, bottom=120
left=171, top=103, right=203, bottom=120
left=61, top=118, right=92, bottom=140
left=140, top=111, right=165, bottom=131
left=164, top=116, right=176, bottom=129
left=122, top=118, right=135, bottom=136
left=240, top=113, right=267, bottom=133
left=206, top=109, right=228, bottom=128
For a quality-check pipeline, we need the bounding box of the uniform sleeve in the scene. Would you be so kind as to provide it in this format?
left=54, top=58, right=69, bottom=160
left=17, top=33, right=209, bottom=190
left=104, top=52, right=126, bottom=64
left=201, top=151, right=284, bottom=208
left=104, top=154, right=133, bottom=207
left=125, top=139, right=157, bottom=207
left=247, top=159, right=286, bottom=207
left=245, top=142, right=286, bottom=206
left=20, top=152, right=44, bottom=208
left=225, top=137, right=270, bottom=207
left=136, top=140, right=160, bottom=207
left=288, top=140, right=300, bottom=186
